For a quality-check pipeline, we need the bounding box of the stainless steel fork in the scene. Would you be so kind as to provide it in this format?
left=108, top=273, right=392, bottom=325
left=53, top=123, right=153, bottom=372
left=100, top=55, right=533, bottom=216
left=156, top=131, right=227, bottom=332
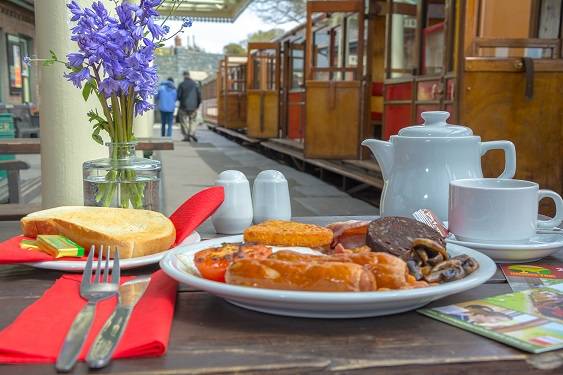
left=55, top=245, right=120, bottom=372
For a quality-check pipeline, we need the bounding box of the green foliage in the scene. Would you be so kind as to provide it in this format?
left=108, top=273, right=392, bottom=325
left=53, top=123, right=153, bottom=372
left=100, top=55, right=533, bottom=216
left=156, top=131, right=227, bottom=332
left=82, top=80, right=96, bottom=101
left=250, top=0, right=306, bottom=24
left=247, top=28, right=285, bottom=43
left=87, top=109, right=109, bottom=145
left=223, top=43, right=246, bottom=56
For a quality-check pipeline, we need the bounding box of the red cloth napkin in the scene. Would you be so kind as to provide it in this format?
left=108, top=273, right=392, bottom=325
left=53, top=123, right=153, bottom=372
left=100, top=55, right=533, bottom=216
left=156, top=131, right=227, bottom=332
left=169, top=186, right=224, bottom=245
left=0, top=186, right=224, bottom=264
left=0, top=270, right=177, bottom=364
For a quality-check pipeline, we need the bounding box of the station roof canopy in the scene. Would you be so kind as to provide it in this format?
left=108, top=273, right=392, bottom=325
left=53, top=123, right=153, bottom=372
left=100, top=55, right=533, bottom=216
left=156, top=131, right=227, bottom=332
left=159, top=0, right=252, bottom=23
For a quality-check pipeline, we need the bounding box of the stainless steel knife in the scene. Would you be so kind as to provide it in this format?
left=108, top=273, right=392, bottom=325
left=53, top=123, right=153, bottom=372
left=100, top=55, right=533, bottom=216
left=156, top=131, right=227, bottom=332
left=86, top=276, right=151, bottom=369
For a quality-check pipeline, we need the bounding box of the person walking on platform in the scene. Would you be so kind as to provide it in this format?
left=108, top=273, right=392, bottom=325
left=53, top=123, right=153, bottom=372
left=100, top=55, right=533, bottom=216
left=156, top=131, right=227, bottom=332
left=177, top=71, right=201, bottom=142
left=156, top=77, right=177, bottom=137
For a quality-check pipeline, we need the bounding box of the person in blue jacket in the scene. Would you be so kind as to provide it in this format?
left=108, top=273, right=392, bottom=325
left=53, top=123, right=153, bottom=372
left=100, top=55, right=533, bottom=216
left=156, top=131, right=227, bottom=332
left=156, top=78, right=177, bottom=137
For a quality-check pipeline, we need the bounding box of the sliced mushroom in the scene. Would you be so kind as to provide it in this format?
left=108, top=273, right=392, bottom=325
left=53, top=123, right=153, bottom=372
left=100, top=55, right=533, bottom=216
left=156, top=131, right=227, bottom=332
left=412, top=238, right=448, bottom=266
left=451, top=255, right=479, bottom=275
left=407, top=260, right=423, bottom=280
left=424, top=259, right=466, bottom=283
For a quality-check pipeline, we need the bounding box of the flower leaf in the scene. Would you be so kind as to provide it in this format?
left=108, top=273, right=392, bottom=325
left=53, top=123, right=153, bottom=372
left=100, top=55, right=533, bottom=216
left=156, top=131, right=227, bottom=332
left=82, top=81, right=94, bottom=101
left=92, top=133, right=104, bottom=145
left=49, top=50, right=58, bottom=61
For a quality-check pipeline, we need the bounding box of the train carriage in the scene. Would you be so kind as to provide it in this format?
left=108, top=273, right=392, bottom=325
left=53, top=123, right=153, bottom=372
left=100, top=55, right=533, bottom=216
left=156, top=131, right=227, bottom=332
left=203, top=0, right=563, bottom=211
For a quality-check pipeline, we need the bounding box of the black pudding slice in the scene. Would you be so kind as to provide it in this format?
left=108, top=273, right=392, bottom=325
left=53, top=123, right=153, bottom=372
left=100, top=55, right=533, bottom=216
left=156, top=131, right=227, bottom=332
left=366, top=216, right=445, bottom=260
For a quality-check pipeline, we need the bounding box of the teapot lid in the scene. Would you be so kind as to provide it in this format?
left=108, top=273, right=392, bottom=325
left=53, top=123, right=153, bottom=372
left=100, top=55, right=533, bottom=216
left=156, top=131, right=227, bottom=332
left=398, top=111, right=473, bottom=137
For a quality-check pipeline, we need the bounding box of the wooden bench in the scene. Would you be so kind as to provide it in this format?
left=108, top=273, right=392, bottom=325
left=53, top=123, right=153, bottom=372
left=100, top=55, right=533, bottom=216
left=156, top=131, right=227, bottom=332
left=0, top=160, right=41, bottom=220
left=0, top=138, right=174, bottom=155
left=0, top=203, right=41, bottom=220
left=0, top=160, right=30, bottom=204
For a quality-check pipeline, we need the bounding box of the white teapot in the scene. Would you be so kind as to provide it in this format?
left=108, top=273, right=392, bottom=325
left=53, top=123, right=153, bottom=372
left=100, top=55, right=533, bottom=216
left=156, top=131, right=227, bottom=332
left=361, top=111, right=516, bottom=221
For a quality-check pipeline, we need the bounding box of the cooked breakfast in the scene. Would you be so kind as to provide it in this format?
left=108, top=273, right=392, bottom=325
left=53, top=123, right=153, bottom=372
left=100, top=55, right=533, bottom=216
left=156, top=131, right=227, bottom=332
left=20, top=206, right=176, bottom=259
left=190, top=216, right=479, bottom=293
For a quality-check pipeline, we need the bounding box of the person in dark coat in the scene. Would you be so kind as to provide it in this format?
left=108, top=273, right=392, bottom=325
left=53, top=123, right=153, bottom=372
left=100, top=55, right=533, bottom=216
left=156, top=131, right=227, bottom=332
left=176, top=71, right=202, bottom=142
left=156, top=77, right=177, bottom=137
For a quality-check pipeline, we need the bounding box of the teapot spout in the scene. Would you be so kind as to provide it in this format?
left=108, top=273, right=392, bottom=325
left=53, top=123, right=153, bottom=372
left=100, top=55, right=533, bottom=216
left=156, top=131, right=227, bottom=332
left=361, top=139, right=394, bottom=180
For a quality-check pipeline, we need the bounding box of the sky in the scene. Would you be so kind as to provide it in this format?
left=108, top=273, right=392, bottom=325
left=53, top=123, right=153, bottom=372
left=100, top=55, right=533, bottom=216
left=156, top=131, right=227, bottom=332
left=164, top=8, right=298, bottom=54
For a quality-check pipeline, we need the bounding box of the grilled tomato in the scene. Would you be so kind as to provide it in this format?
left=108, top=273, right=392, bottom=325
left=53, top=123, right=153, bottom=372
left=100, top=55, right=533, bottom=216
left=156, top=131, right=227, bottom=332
left=194, top=243, right=272, bottom=282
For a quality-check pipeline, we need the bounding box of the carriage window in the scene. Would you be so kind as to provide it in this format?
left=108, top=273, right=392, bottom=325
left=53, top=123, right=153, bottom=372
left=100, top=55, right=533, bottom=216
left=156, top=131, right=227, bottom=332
left=346, top=14, right=359, bottom=67
left=314, top=29, right=330, bottom=68
left=389, top=1, right=417, bottom=78
left=250, top=51, right=277, bottom=90
left=227, top=63, right=246, bottom=93
left=290, top=44, right=305, bottom=89
left=474, top=0, right=560, bottom=58
left=422, top=1, right=445, bottom=75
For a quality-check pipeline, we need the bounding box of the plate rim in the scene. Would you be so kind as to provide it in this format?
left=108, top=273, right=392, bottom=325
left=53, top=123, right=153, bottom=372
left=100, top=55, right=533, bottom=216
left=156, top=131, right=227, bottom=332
left=446, top=234, right=563, bottom=250
left=24, top=231, right=201, bottom=271
left=160, top=235, right=497, bottom=304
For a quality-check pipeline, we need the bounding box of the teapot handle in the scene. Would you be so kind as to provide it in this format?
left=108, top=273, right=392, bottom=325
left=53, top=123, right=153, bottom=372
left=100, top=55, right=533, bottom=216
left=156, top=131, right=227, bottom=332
left=480, top=141, right=516, bottom=179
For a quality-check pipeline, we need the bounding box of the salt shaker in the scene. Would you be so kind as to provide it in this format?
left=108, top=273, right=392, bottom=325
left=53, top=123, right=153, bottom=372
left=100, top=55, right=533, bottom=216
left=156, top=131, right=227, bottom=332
left=212, top=170, right=253, bottom=234
left=252, top=170, right=291, bottom=224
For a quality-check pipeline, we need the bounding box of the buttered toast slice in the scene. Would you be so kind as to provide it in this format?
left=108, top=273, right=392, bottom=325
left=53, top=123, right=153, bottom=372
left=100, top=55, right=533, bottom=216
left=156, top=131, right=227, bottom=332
left=21, top=206, right=176, bottom=259
left=243, top=220, right=333, bottom=248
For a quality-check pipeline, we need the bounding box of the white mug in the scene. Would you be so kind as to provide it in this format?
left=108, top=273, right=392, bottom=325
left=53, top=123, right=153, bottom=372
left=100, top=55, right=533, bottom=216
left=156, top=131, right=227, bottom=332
left=212, top=170, right=253, bottom=234
left=252, top=170, right=291, bottom=223
left=449, top=178, right=563, bottom=243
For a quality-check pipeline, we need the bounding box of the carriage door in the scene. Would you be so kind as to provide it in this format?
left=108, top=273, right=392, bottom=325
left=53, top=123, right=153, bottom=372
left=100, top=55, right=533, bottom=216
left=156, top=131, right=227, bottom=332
left=246, top=43, right=280, bottom=138
left=304, top=0, right=365, bottom=159
left=413, top=0, right=456, bottom=122
left=383, top=0, right=456, bottom=139
left=223, top=57, right=247, bottom=129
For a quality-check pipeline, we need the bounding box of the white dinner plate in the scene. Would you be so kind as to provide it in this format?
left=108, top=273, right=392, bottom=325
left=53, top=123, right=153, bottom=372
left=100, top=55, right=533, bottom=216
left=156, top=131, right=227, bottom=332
left=24, top=231, right=201, bottom=272
left=446, top=233, right=563, bottom=263
left=160, top=235, right=496, bottom=318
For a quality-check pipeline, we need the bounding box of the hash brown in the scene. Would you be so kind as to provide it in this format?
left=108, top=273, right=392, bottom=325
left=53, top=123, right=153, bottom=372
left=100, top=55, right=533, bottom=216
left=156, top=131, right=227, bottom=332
left=243, top=220, right=333, bottom=248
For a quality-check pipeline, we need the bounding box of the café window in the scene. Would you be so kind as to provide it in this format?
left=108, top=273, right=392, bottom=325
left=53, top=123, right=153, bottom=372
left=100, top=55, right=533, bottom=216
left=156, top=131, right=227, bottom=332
left=6, top=34, right=32, bottom=102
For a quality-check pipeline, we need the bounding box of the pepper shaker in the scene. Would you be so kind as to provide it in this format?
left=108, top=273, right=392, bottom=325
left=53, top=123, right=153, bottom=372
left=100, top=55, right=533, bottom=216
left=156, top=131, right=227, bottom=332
left=252, top=170, right=291, bottom=223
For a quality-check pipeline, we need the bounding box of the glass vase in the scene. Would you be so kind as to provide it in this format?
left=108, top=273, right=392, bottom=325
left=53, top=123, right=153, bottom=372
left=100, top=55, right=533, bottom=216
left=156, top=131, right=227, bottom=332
left=83, top=142, right=161, bottom=210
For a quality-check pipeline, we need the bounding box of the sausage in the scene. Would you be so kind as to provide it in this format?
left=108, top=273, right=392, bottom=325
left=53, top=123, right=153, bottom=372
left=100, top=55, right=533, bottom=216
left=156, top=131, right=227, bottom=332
left=269, top=250, right=418, bottom=290
left=225, top=258, right=377, bottom=292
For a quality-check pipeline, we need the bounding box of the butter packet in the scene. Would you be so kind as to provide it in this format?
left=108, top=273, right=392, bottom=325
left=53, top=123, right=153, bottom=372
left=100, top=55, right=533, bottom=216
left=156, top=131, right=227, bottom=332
left=20, top=235, right=84, bottom=258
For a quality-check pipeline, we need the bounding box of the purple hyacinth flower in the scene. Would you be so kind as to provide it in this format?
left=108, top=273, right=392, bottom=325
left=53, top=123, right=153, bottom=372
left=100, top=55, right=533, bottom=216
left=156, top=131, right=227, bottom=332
left=67, top=52, right=84, bottom=67
left=182, top=17, right=193, bottom=28
left=65, top=68, right=90, bottom=88
left=146, top=18, right=165, bottom=39
left=67, top=1, right=83, bottom=21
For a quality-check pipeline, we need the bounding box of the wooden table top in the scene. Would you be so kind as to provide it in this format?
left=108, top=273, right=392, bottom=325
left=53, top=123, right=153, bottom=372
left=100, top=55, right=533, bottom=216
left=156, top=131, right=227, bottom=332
left=0, top=138, right=174, bottom=154
left=0, top=218, right=561, bottom=374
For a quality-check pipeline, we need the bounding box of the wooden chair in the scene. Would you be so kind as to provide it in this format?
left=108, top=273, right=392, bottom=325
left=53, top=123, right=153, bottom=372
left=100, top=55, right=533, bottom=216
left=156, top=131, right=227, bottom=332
left=0, top=160, right=41, bottom=220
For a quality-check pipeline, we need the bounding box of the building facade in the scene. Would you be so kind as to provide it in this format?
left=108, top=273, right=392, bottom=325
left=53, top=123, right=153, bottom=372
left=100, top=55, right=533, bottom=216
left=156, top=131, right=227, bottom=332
left=155, top=37, right=224, bottom=84
left=0, top=0, right=37, bottom=105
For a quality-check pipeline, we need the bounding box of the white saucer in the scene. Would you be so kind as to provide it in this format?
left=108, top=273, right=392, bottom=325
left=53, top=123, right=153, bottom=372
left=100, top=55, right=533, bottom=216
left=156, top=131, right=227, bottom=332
left=445, top=233, right=563, bottom=263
